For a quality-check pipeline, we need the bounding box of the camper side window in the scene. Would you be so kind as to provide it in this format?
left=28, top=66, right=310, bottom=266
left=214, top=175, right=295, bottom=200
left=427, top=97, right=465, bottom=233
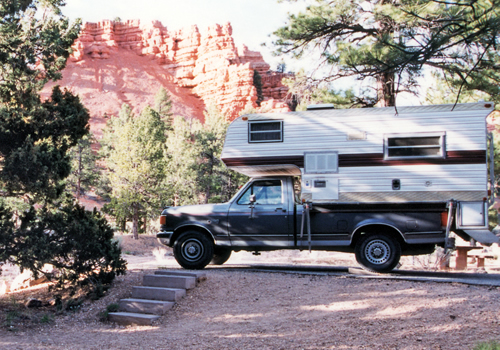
left=248, top=121, right=283, bottom=143
left=384, top=133, right=445, bottom=159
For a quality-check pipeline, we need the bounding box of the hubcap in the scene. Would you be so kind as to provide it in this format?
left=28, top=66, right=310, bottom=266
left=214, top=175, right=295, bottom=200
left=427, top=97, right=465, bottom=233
left=182, top=238, right=204, bottom=262
left=364, top=239, right=391, bottom=265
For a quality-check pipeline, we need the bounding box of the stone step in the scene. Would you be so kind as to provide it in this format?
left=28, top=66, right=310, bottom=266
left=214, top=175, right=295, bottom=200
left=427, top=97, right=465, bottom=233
left=143, top=274, right=196, bottom=290
left=154, top=270, right=207, bottom=283
left=108, top=312, right=160, bottom=326
left=131, top=286, right=186, bottom=302
left=119, top=298, right=174, bottom=315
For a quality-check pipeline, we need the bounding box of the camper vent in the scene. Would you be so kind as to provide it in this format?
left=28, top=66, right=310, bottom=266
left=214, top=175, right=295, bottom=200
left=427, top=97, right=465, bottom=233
left=347, top=131, right=367, bottom=141
left=304, top=152, right=338, bottom=174
left=306, top=104, right=335, bottom=111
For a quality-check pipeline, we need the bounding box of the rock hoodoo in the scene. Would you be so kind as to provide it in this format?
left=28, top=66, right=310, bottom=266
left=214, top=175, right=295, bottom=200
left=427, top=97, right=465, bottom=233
left=60, top=19, right=290, bottom=128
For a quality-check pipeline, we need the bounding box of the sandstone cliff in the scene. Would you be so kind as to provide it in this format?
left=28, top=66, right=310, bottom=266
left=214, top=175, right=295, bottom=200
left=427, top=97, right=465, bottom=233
left=43, top=20, right=290, bottom=137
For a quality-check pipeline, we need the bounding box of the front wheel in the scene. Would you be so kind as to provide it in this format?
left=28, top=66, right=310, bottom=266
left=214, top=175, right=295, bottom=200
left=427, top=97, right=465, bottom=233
left=173, top=231, right=214, bottom=270
left=355, top=234, right=401, bottom=273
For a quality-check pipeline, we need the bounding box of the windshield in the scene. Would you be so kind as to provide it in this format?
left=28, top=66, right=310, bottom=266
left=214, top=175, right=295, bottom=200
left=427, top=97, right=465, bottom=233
left=228, top=180, right=252, bottom=203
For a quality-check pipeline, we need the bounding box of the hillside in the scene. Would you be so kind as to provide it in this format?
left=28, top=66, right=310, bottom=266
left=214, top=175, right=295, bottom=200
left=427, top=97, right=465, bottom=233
left=41, top=20, right=291, bottom=138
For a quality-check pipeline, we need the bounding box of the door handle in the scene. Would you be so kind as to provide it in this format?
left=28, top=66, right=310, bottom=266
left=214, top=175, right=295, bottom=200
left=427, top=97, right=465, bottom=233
left=275, top=208, right=286, bottom=212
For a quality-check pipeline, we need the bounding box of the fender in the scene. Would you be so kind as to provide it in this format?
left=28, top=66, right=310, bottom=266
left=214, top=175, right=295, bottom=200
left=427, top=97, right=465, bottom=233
left=351, top=218, right=405, bottom=244
left=173, top=222, right=217, bottom=244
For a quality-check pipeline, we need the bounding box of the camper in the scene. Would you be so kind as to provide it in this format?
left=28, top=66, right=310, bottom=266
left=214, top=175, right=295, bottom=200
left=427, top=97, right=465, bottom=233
left=158, top=102, right=499, bottom=272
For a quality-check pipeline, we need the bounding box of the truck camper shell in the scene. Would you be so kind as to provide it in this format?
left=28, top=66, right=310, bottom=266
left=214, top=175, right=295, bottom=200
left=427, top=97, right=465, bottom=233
left=221, top=102, right=499, bottom=246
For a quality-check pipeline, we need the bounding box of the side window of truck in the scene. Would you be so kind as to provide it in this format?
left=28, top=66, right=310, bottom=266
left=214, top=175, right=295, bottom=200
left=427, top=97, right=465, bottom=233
left=237, top=180, right=283, bottom=205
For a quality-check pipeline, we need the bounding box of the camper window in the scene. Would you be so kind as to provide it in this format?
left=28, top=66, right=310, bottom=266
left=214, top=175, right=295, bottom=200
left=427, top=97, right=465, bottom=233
left=248, top=121, right=283, bottom=143
left=384, top=133, right=445, bottom=159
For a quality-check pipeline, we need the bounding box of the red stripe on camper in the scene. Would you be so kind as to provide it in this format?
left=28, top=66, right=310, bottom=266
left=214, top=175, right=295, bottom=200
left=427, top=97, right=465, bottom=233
left=221, top=155, right=305, bottom=167
left=222, top=150, right=486, bottom=168
left=338, top=150, right=486, bottom=167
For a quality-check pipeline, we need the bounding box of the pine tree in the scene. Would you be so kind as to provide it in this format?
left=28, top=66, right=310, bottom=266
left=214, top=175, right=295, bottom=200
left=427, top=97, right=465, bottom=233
left=273, top=0, right=500, bottom=106
left=165, top=116, right=200, bottom=207
left=193, top=106, right=248, bottom=204
left=424, top=72, right=491, bottom=106
left=0, top=0, right=126, bottom=290
left=253, top=70, right=264, bottom=107
left=66, top=133, right=101, bottom=199
left=103, top=105, right=169, bottom=239
left=154, top=87, right=173, bottom=128
left=283, top=70, right=377, bottom=110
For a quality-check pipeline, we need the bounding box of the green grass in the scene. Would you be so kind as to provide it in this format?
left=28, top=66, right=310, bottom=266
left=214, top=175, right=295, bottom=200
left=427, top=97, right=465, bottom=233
left=106, top=303, right=119, bottom=312
left=98, top=303, right=120, bottom=322
left=39, top=314, right=53, bottom=324
left=474, top=341, right=500, bottom=350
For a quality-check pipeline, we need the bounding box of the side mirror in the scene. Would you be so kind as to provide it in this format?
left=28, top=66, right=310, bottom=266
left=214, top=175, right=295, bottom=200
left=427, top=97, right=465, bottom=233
left=249, top=194, right=256, bottom=219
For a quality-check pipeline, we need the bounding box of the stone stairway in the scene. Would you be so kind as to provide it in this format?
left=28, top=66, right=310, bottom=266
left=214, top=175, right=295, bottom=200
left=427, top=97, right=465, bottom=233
left=109, top=270, right=207, bottom=326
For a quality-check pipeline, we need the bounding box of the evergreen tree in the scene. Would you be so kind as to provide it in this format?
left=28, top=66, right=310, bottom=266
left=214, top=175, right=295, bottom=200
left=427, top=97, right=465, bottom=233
left=103, top=105, right=169, bottom=239
left=165, top=116, right=200, bottom=206
left=253, top=70, right=264, bottom=107
left=273, top=0, right=500, bottom=106
left=194, top=106, right=248, bottom=204
left=66, top=133, right=101, bottom=199
left=283, top=69, right=377, bottom=110
left=424, top=72, right=491, bottom=106
left=277, top=60, right=287, bottom=74
left=154, top=87, right=173, bottom=129
left=0, top=0, right=126, bottom=290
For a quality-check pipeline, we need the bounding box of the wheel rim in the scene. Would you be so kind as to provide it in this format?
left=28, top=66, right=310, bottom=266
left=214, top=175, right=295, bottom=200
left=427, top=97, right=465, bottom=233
left=181, top=238, right=204, bottom=262
left=364, top=239, right=391, bottom=265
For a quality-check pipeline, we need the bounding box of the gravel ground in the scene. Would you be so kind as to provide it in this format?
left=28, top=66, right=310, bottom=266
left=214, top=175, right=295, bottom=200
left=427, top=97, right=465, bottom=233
left=1, top=236, right=500, bottom=350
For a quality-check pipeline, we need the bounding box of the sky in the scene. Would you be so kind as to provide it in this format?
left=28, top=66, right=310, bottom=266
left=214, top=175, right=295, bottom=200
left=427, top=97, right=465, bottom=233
left=61, top=0, right=309, bottom=72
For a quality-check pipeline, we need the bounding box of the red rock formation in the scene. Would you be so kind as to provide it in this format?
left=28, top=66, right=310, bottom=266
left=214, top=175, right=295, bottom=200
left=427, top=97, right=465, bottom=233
left=59, top=19, right=290, bottom=126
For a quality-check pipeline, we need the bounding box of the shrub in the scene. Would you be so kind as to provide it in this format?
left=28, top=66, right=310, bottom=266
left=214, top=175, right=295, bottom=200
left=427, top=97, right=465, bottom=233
left=99, top=302, right=120, bottom=322
left=39, top=314, right=53, bottom=324
left=0, top=199, right=127, bottom=294
left=106, top=303, right=120, bottom=312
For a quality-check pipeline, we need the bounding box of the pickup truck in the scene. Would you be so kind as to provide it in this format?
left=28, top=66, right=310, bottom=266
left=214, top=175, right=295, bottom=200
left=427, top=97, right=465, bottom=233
left=157, top=176, right=449, bottom=272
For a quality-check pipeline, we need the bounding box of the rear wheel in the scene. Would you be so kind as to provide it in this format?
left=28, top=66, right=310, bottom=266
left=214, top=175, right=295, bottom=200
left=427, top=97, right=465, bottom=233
left=210, top=248, right=232, bottom=265
left=355, top=233, right=401, bottom=273
left=173, top=231, right=214, bottom=270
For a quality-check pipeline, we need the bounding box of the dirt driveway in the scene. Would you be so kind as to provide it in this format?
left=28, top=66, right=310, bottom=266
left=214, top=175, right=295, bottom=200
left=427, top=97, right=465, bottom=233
left=1, top=236, right=500, bottom=349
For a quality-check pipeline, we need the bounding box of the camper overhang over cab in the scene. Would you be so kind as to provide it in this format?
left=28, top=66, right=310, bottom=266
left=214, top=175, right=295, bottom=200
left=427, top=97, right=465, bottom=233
left=221, top=102, right=499, bottom=246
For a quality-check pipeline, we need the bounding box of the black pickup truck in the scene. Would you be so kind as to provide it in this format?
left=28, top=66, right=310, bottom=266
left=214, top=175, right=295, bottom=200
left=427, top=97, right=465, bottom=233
left=157, top=176, right=450, bottom=272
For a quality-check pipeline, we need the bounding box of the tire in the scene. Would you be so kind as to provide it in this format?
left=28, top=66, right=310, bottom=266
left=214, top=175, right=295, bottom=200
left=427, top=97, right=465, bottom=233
left=173, top=231, right=214, bottom=270
left=355, top=233, right=401, bottom=273
left=210, top=248, right=232, bottom=265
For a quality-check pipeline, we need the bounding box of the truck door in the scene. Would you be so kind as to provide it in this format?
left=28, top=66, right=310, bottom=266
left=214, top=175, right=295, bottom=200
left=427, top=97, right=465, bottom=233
left=228, top=178, right=291, bottom=248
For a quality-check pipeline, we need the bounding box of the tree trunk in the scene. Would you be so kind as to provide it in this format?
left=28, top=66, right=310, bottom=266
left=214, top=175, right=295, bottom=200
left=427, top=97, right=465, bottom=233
left=376, top=71, right=396, bottom=107
left=204, top=187, right=210, bottom=204
left=132, top=203, right=139, bottom=240
left=76, top=144, right=82, bottom=199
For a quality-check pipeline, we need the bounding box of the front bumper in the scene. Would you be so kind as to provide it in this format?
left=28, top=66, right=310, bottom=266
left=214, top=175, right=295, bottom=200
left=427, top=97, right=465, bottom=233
left=157, top=231, right=174, bottom=246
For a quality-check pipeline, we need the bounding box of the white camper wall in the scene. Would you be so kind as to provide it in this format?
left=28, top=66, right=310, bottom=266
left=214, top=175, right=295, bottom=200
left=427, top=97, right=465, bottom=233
left=221, top=103, right=493, bottom=203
